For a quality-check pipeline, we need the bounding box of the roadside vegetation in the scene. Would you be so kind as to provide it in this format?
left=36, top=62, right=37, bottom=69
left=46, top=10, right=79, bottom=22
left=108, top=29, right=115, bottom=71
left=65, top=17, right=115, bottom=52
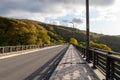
left=1, top=16, right=120, bottom=52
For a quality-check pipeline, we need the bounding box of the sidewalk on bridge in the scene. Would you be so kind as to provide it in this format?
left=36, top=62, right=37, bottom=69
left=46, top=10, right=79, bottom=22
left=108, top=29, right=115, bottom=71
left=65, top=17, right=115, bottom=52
left=50, top=45, right=100, bottom=80
left=0, top=45, right=62, bottom=60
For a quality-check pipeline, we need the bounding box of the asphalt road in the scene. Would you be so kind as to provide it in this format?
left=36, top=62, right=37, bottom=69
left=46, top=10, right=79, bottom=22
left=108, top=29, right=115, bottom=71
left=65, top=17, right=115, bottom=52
left=0, top=45, right=68, bottom=80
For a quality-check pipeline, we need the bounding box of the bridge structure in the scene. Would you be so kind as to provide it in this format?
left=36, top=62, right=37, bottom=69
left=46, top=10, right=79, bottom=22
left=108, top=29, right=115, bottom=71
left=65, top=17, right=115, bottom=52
left=0, top=44, right=120, bottom=80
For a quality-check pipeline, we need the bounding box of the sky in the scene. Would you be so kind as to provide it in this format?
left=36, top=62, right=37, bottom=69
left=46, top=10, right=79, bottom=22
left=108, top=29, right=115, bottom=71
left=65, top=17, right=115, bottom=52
left=0, top=0, right=120, bottom=35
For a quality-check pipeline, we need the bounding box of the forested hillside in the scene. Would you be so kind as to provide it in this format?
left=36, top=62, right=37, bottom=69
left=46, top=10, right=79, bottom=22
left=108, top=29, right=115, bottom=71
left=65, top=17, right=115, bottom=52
left=0, top=16, right=51, bottom=45
left=96, top=36, right=120, bottom=52
left=0, top=16, right=120, bottom=52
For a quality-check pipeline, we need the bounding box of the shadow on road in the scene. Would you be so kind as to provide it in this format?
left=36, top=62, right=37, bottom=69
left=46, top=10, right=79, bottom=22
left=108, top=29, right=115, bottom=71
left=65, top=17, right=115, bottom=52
left=24, top=47, right=68, bottom=80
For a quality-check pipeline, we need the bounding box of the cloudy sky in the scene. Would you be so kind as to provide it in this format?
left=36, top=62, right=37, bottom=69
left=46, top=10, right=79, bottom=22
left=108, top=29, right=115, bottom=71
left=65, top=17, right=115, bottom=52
left=0, top=0, right=120, bottom=35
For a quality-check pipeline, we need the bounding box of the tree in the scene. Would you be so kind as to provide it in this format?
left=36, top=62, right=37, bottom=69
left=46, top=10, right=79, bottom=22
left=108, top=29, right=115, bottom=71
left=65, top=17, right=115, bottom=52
left=36, top=38, right=42, bottom=45
left=79, top=41, right=112, bottom=51
left=70, top=38, right=78, bottom=45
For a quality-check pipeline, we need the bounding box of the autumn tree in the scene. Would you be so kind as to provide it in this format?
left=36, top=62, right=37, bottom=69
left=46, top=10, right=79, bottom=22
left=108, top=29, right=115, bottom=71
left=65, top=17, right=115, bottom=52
left=79, top=41, right=112, bottom=51
left=70, top=38, right=78, bottom=45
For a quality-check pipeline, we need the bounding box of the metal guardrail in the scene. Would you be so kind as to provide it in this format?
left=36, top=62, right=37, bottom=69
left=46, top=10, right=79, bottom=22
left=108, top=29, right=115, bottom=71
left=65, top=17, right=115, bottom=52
left=0, top=44, right=55, bottom=54
left=75, top=45, right=120, bottom=80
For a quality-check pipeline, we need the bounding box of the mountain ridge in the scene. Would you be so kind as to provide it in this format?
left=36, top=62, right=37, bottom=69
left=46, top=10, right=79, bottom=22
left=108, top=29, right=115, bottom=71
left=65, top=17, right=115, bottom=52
left=0, top=16, right=120, bottom=52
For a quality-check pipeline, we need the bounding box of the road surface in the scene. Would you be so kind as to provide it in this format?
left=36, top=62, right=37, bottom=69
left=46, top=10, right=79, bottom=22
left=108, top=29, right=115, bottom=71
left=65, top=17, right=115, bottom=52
left=0, top=45, right=68, bottom=80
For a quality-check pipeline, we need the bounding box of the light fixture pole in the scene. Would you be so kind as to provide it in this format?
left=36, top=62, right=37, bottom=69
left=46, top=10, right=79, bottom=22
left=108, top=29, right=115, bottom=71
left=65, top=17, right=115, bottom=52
left=86, top=0, right=90, bottom=61
left=69, top=22, right=75, bottom=38
left=69, top=22, right=74, bottom=29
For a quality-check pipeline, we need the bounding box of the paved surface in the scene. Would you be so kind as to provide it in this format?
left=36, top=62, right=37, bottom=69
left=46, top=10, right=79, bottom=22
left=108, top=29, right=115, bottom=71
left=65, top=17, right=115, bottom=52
left=50, top=45, right=99, bottom=80
left=0, top=45, right=68, bottom=80
left=0, top=45, right=62, bottom=59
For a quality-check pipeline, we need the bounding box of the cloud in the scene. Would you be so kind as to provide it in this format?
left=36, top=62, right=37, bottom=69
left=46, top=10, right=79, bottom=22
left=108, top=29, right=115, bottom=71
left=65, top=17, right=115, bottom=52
left=72, top=18, right=83, bottom=24
left=90, top=0, right=115, bottom=6
left=0, top=0, right=116, bottom=26
left=91, top=14, right=116, bottom=22
left=1, top=0, right=119, bottom=35
left=62, top=20, right=69, bottom=22
left=0, top=0, right=115, bottom=16
left=52, top=21, right=60, bottom=25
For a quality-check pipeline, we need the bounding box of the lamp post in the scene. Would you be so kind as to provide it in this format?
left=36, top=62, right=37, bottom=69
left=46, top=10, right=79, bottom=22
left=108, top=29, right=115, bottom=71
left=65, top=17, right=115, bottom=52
left=86, top=0, right=90, bottom=61
left=69, top=22, right=74, bottom=29
left=69, top=22, right=75, bottom=38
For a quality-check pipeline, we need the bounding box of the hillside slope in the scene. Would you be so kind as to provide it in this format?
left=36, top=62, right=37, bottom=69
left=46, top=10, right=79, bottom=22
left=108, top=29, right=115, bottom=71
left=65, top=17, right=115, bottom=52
left=0, top=16, right=120, bottom=52
left=0, top=16, right=51, bottom=45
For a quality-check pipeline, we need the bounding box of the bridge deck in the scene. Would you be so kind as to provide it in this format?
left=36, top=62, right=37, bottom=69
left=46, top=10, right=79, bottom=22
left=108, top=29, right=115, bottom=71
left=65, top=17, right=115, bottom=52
left=50, top=45, right=99, bottom=80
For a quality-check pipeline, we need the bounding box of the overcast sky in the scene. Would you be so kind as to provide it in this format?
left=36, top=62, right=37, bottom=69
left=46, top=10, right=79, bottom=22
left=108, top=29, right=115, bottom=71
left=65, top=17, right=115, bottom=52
left=0, top=0, right=120, bottom=35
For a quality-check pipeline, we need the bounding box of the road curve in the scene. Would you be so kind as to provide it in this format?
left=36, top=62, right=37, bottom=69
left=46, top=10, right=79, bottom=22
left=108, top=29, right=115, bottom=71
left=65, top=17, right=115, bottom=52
left=0, top=45, right=68, bottom=80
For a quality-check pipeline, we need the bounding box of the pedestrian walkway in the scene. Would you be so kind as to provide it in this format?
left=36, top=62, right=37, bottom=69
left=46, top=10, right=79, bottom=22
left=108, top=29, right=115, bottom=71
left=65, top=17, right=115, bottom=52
left=50, top=45, right=99, bottom=80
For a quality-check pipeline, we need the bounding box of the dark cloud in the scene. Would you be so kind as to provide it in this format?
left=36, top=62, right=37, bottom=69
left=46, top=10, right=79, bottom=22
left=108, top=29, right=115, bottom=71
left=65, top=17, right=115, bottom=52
left=62, top=20, right=69, bottom=22
left=0, top=0, right=115, bottom=17
left=72, top=18, right=83, bottom=24
left=41, top=0, right=114, bottom=6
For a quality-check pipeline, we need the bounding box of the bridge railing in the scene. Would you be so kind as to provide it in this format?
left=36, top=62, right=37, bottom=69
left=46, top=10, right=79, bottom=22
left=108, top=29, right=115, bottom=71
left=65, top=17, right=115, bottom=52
left=75, top=45, right=120, bottom=80
left=0, top=44, right=55, bottom=54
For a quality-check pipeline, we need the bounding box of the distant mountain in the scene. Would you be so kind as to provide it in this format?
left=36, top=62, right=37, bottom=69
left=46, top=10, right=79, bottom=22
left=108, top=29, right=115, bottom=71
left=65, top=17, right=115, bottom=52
left=0, top=16, right=120, bottom=52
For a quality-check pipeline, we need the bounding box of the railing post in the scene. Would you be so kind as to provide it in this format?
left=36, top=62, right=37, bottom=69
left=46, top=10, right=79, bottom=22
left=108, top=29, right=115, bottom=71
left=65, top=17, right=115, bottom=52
left=111, top=60, right=114, bottom=80
left=96, top=52, right=98, bottom=66
left=83, top=48, right=86, bottom=58
left=42, top=44, right=44, bottom=48
left=11, top=47, right=13, bottom=52
left=24, top=45, right=26, bottom=50
left=106, top=52, right=113, bottom=80
left=15, top=46, right=18, bottom=51
left=86, top=49, right=90, bottom=62
left=106, top=55, right=111, bottom=80
left=93, top=51, right=96, bottom=68
left=22, top=46, right=23, bottom=50
left=9, top=47, right=12, bottom=52
left=89, top=50, right=92, bottom=62
left=0, top=48, right=1, bottom=53
left=2, top=47, right=4, bottom=53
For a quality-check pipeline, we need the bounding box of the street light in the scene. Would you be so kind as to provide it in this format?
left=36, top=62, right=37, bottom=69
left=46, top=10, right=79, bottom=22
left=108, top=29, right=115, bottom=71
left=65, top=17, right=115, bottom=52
left=86, top=0, right=90, bottom=61
left=69, top=22, right=74, bottom=29
left=69, top=22, right=75, bottom=38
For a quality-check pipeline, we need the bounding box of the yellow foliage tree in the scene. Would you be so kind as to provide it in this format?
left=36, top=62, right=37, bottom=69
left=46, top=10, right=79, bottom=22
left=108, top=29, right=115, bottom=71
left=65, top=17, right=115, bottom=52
left=79, top=41, right=112, bottom=51
left=70, top=38, right=78, bottom=45
left=90, top=41, right=112, bottom=51
left=36, top=39, right=42, bottom=45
